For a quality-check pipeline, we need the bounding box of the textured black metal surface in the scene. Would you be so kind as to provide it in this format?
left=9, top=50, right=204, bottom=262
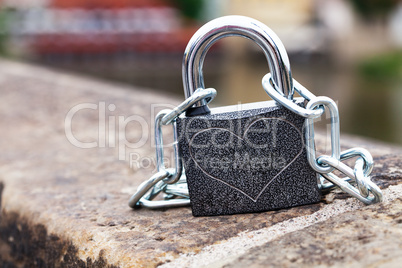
left=176, top=100, right=321, bottom=216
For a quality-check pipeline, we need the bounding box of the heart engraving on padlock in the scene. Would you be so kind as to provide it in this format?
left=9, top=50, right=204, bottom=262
left=129, top=16, right=381, bottom=216
left=189, top=118, right=303, bottom=202
left=174, top=16, right=322, bottom=216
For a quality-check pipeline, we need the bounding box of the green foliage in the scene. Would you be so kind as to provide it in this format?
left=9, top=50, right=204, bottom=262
left=171, top=0, right=204, bottom=20
left=358, top=51, right=402, bottom=81
left=348, top=0, right=399, bottom=19
left=0, top=8, right=8, bottom=55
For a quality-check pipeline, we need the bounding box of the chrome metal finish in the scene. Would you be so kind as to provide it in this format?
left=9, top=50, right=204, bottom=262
left=292, top=77, right=317, bottom=101
left=319, top=155, right=382, bottom=204
left=129, top=88, right=216, bottom=209
left=138, top=196, right=190, bottom=209
left=155, top=110, right=182, bottom=184
left=338, top=147, right=374, bottom=176
left=183, top=15, right=294, bottom=109
left=305, top=97, right=341, bottom=173
left=128, top=169, right=190, bottom=209
left=319, top=147, right=373, bottom=191
left=164, top=176, right=189, bottom=198
left=128, top=170, right=169, bottom=208
left=161, top=87, right=217, bottom=125
left=354, top=158, right=370, bottom=198
left=262, top=74, right=324, bottom=118
left=129, top=16, right=383, bottom=211
left=263, top=72, right=381, bottom=203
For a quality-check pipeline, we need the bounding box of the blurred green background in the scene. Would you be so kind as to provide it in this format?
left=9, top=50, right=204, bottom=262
left=0, top=0, right=401, bottom=145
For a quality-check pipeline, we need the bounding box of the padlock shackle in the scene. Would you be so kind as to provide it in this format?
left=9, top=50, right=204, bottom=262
left=183, top=15, right=294, bottom=109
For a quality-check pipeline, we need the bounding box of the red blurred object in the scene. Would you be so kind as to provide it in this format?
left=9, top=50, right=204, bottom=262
left=31, top=30, right=198, bottom=55
left=28, top=0, right=202, bottom=55
left=51, top=0, right=170, bottom=9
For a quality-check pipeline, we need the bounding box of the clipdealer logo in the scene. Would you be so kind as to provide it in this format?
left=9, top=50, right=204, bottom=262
left=64, top=101, right=334, bottom=170
left=64, top=102, right=175, bottom=166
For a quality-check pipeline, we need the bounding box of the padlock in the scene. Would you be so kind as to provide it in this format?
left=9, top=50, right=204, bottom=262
left=176, top=16, right=320, bottom=216
left=129, top=15, right=382, bottom=216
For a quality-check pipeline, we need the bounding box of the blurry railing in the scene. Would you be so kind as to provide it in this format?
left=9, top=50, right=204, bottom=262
left=8, top=3, right=197, bottom=55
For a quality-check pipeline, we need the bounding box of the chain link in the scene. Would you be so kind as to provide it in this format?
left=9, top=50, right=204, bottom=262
left=128, top=89, right=216, bottom=208
left=305, top=96, right=341, bottom=173
left=319, top=156, right=382, bottom=204
left=161, top=88, right=217, bottom=125
left=262, top=73, right=325, bottom=118
left=129, top=74, right=383, bottom=209
left=264, top=74, right=382, bottom=203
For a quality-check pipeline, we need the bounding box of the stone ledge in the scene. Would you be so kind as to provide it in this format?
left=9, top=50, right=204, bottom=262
left=222, top=193, right=402, bottom=268
left=0, top=59, right=401, bottom=267
left=161, top=184, right=402, bottom=268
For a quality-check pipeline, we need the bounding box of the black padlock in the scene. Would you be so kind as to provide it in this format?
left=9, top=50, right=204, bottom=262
left=129, top=16, right=382, bottom=215
left=176, top=16, right=320, bottom=216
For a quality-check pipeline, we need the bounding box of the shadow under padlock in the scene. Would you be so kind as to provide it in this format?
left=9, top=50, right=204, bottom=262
left=175, top=16, right=320, bottom=216
left=129, top=15, right=382, bottom=217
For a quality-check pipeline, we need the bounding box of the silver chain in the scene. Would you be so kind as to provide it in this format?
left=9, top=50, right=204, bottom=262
left=129, top=74, right=382, bottom=209
left=128, top=88, right=216, bottom=208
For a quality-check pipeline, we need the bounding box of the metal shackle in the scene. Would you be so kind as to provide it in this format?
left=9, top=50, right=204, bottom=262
left=182, top=15, right=294, bottom=110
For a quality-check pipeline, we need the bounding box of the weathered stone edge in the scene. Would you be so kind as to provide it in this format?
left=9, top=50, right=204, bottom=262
left=0, top=183, right=119, bottom=268
left=160, top=183, right=402, bottom=268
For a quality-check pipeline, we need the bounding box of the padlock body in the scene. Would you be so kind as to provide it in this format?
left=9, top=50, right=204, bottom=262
left=176, top=99, right=320, bottom=216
